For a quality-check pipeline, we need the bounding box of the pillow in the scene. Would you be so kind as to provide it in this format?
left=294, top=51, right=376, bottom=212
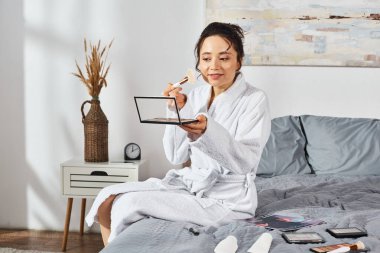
left=301, top=115, right=380, bottom=175
left=257, top=116, right=312, bottom=177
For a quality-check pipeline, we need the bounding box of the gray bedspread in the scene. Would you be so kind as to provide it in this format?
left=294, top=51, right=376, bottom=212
left=101, top=175, right=380, bottom=253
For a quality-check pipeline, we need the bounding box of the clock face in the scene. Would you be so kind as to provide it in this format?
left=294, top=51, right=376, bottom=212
left=125, top=143, right=141, bottom=160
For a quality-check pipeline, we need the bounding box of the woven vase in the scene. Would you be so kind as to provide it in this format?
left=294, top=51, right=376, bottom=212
left=81, top=98, right=109, bottom=162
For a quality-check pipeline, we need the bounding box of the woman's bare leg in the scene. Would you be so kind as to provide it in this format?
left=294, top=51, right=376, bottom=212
left=98, top=195, right=118, bottom=246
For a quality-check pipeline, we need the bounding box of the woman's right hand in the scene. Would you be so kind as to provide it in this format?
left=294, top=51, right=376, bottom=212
left=162, top=83, right=187, bottom=110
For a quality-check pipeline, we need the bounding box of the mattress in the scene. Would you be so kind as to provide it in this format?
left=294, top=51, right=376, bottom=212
left=101, top=174, right=380, bottom=253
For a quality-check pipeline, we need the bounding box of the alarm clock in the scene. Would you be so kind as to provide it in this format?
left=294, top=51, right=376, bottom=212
left=124, top=143, right=141, bottom=160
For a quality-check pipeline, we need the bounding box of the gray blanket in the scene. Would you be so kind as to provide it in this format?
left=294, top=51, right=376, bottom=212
left=101, top=175, right=380, bottom=253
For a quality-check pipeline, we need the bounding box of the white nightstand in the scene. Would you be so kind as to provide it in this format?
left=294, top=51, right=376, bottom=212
left=60, top=158, right=143, bottom=251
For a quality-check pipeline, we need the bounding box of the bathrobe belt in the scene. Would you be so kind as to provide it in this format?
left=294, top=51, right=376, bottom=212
left=163, top=168, right=254, bottom=198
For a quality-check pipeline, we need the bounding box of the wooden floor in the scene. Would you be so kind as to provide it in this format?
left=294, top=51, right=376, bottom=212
left=0, top=229, right=103, bottom=253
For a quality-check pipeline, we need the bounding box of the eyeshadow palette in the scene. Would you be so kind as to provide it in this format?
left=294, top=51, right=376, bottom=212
left=140, top=117, right=198, bottom=125
left=282, top=232, right=325, bottom=244
left=326, top=227, right=368, bottom=238
left=134, top=96, right=199, bottom=125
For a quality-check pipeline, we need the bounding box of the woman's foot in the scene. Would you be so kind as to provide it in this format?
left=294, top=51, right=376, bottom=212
left=98, top=194, right=118, bottom=246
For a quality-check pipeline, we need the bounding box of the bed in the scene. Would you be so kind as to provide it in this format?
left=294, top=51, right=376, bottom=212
left=101, top=115, right=380, bottom=253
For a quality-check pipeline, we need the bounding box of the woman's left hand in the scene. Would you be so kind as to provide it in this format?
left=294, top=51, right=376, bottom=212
left=180, top=115, right=207, bottom=141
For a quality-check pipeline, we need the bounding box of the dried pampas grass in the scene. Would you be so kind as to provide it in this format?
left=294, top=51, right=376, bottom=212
left=73, top=38, right=113, bottom=98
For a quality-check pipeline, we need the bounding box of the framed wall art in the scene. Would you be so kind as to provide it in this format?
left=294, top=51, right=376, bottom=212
left=206, top=0, right=380, bottom=67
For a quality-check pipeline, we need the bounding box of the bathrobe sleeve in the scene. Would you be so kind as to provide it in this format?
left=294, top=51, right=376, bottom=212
left=162, top=101, right=194, bottom=165
left=190, top=92, right=271, bottom=175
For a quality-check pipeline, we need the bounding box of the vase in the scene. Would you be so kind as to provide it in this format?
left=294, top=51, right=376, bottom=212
left=81, top=98, right=109, bottom=162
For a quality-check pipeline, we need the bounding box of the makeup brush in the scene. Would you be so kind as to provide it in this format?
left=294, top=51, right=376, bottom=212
left=172, top=69, right=196, bottom=88
left=327, top=241, right=366, bottom=253
left=350, top=241, right=366, bottom=250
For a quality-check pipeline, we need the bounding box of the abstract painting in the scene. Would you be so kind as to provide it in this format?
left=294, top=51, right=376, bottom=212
left=206, top=0, right=380, bottom=67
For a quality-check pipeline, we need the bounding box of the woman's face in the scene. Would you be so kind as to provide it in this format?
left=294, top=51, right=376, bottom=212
left=198, top=35, right=240, bottom=91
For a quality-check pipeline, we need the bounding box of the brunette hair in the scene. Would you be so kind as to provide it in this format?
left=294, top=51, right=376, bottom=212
left=194, top=22, right=245, bottom=72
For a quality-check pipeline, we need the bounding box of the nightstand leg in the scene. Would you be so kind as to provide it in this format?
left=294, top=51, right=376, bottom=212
left=80, top=198, right=86, bottom=236
left=62, top=198, right=73, bottom=252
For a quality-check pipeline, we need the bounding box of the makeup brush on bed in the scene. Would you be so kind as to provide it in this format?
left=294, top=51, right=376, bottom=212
left=171, top=69, right=196, bottom=88
left=327, top=241, right=366, bottom=253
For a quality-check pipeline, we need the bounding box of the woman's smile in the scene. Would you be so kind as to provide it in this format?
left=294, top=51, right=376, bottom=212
left=209, top=73, right=223, bottom=80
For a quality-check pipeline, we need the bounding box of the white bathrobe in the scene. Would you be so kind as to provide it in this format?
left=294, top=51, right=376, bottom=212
left=85, top=73, right=271, bottom=243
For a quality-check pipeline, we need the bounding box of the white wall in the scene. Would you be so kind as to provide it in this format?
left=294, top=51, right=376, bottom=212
left=0, top=0, right=27, bottom=228
left=243, top=66, right=380, bottom=119
left=0, top=0, right=379, bottom=231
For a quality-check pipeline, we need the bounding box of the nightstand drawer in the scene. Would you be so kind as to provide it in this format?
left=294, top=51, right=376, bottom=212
left=62, top=166, right=138, bottom=197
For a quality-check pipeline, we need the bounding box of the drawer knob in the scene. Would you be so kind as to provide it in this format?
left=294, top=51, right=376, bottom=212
left=90, top=171, right=108, bottom=176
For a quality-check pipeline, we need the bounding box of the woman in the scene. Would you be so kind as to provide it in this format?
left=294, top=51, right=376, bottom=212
left=85, top=22, right=271, bottom=246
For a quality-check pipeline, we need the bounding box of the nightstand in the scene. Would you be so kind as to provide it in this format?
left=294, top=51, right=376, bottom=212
left=60, top=158, right=143, bottom=251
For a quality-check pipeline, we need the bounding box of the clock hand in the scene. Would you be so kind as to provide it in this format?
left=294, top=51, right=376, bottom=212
left=131, top=146, right=135, bottom=152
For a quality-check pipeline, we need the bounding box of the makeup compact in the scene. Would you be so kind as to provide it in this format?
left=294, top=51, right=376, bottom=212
left=326, top=227, right=368, bottom=238
left=134, top=96, right=198, bottom=125
left=282, top=232, right=325, bottom=244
